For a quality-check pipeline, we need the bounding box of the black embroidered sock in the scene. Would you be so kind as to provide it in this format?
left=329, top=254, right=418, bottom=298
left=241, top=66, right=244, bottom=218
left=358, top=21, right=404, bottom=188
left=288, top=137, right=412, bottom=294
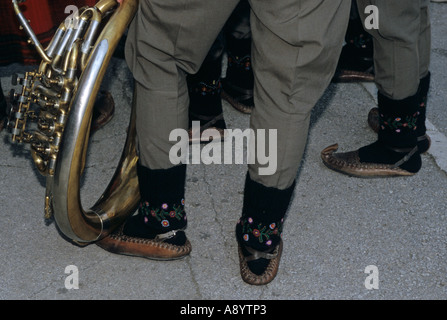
left=359, top=92, right=421, bottom=173
left=223, top=36, right=254, bottom=107
left=187, top=54, right=226, bottom=131
left=123, top=212, right=187, bottom=246
left=237, top=173, right=295, bottom=275
left=123, top=163, right=188, bottom=246
left=336, top=12, right=374, bottom=73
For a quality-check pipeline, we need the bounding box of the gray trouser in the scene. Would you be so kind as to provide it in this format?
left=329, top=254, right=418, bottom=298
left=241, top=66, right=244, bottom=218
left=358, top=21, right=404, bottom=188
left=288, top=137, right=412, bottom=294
left=125, top=0, right=351, bottom=190
left=356, top=0, right=431, bottom=99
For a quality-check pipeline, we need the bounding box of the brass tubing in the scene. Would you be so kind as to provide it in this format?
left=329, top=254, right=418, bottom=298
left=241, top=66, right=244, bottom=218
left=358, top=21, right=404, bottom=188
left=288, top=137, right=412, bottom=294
left=52, top=0, right=139, bottom=243
left=46, top=23, right=66, bottom=58
left=80, top=8, right=102, bottom=70
left=35, top=85, right=60, bottom=99
left=63, top=39, right=81, bottom=75
left=95, top=0, right=119, bottom=14
left=30, top=132, right=50, bottom=175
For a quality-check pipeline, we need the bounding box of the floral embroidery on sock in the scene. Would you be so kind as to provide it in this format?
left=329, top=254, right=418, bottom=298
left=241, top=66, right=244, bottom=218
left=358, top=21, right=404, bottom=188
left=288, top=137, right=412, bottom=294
left=349, top=33, right=371, bottom=50
left=140, top=199, right=186, bottom=228
left=190, top=80, right=221, bottom=97
left=239, top=217, right=283, bottom=246
left=228, top=54, right=251, bottom=71
left=380, top=113, right=418, bottom=133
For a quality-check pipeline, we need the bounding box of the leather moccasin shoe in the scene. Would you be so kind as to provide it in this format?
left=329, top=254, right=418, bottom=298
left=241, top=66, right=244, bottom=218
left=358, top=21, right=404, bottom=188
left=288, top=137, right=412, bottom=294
left=237, top=240, right=283, bottom=286
left=188, top=113, right=226, bottom=144
left=321, top=144, right=417, bottom=178
left=221, top=87, right=254, bottom=114
left=96, top=224, right=192, bottom=261
left=332, top=68, right=375, bottom=83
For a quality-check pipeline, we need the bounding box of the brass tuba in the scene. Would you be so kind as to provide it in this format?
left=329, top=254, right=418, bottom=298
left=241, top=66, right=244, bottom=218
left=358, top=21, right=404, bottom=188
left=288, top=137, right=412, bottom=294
left=8, top=0, right=140, bottom=244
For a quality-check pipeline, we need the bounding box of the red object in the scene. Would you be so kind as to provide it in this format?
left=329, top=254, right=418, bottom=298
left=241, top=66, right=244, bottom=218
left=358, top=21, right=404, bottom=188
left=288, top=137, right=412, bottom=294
left=0, top=0, right=97, bottom=65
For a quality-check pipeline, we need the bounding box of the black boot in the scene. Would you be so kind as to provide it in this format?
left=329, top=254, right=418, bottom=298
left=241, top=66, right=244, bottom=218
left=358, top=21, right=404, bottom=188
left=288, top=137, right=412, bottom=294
left=221, top=36, right=254, bottom=114
left=236, top=173, right=295, bottom=285
left=187, top=56, right=227, bottom=144
left=123, top=163, right=188, bottom=246
left=321, top=91, right=421, bottom=177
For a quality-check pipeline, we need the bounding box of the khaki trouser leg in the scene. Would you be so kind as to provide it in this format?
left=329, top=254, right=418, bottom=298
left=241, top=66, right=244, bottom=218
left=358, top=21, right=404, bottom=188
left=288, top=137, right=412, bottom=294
left=247, top=0, right=351, bottom=189
left=125, top=0, right=239, bottom=169
left=126, top=0, right=351, bottom=190
left=418, top=0, right=431, bottom=80
left=356, top=0, right=431, bottom=99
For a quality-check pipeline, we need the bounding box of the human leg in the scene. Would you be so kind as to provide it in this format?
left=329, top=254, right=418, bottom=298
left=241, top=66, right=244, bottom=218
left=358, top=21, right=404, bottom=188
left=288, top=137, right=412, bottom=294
left=322, top=0, right=430, bottom=177
left=221, top=0, right=254, bottom=114
left=187, top=33, right=227, bottom=143
left=333, top=0, right=375, bottom=83
left=97, top=0, right=240, bottom=259
left=236, top=0, right=351, bottom=284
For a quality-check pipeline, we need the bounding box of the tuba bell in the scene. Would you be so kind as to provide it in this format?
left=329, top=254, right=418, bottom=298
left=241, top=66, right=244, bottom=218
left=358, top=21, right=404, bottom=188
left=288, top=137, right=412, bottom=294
left=7, top=0, right=140, bottom=244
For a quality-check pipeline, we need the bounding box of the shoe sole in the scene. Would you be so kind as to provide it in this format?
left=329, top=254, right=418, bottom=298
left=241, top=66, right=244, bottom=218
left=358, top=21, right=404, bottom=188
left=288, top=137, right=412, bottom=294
left=320, top=144, right=416, bottom=178
left=237, top=240, right=283, bottom=286
left=221, top=90, right=253, bottom=114
left=96, top=225, right=192, bottom=261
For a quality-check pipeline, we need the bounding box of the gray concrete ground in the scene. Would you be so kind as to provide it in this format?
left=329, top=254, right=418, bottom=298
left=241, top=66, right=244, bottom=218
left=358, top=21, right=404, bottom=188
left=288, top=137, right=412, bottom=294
left=0, top=3, right=446, bottom=301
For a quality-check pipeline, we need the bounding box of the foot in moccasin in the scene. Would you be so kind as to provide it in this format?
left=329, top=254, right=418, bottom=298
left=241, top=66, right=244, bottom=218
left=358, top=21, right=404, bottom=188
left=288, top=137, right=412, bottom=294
left=96, top=164, right=191, bottom=260
left=332, top=10, right=374, bottom=83
left=221, top=36, right=254, bottom=114
left=235, top=173, right=295, bottom=285
left=96, top=210, right=191, bottom=261
left=322, top=91, right=422, bottom=178
left=187, top=57, right=227, bottom=144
